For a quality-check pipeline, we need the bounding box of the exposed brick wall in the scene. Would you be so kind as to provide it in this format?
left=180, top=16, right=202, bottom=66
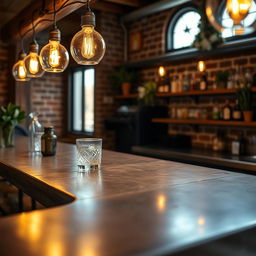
left=94, top=12, right=124, bottom=149
left=127, top=6, right=256, bottom=150
left=29, top=72, right=67, bottom=137
left=0, top=45, right=9, bottom=106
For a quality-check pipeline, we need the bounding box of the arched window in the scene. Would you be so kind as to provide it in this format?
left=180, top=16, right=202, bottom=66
left=167, top=7, right=201, bottom=51
left=221, top=1, right=256, bottom=38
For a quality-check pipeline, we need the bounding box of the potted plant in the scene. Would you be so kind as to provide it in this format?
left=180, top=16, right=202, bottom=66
left=215, top=71, right=228, bottom=89
left=111, top=67, right=136, bottom=95
left=138, top=81, right=157, bottom=106
left=0, top=103, right=26, bottom=147
left=236, top=86, right=253, bottom=122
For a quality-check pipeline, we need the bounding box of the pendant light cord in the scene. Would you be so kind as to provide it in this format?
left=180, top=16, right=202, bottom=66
left=32, top=10, right=37, bottom=42
left=19, top=0, right=87, bottom=38
left=87, top=0, right=91, bottom=11
left=53, top=0, right=57, bottom=29
left=18, top=22, right=25, bottom=53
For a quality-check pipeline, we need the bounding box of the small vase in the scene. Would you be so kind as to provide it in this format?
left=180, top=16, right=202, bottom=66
left=243, top=111, right=253, bottom=122
left=122, top=82, right=131, bottom=95
left=2, top=125, right=15, bottom=147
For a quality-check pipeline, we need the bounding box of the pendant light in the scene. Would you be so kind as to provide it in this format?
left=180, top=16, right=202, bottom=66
left=206, top=0, right=254, bottom=35
left=39, top=0, right=69, bottom=72
left=70, top=0, right=106, bottom=65
left=24, top=12, right=45, bottom=78
left=12, top=33, right=30, bottom=82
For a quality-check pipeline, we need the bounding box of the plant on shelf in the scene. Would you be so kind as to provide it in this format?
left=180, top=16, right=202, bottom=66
left=0, top=103, right=26, bottom=147
left=236, top=85, right=253, bottom=122
left=192, top=5, right=223, bottom=51
left=215, top=71, right=228, bottom=89
left=138, top=81, right=157, bottom=106
left=111, top=66, right=136, bottom=95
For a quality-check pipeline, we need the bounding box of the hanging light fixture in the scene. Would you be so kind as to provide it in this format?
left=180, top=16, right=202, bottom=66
left=24, top=12, right=45, bottom=78
left=39, top=0, right=69, bottom=72
left=206, top=0, right=254, bottom=35
left=12, top=31, right=30, bottom=82
left=70, top=0, right=106, bottom=65
left=13, top=52, right=31, bottom=82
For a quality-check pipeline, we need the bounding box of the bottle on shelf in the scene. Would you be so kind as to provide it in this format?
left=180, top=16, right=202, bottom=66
left=234, top=65, right=240, bottom=88
left=227, top=70, right=235, bottom=89
left=171, top=75, right=178, bottom=93
left=212, top=132, right=225, bottom=152
left=232, top=99, right=242, bottom=120
left=231, top=133, right=244, bottom=155
left=222, top=100, right=232, bottom=121
left=182, top=71, right=190, bottom=92
left=212, top=106, right=220, bottom=120
left=244, top=67, right=253, bottom=88
left=191, top=73, right=197, bottom=91
left=178, top=73, right=183, bottom=92
left=199, top=72, right=208, bottom=90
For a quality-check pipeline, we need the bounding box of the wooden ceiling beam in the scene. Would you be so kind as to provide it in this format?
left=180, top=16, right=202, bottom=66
left=3, top=0, right=127, bottom=41
left=103, top=0, right=140, bottom=7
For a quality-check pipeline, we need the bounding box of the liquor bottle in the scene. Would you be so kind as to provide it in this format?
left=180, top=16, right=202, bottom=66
left=244, top=68, right=253, bottom=88
left=232, top=99, right=242, bottom=120
left=183, top=71, right=190, bottom=91
left=222, top=100, right=232, bottom=120
left=199, top=72, right=208, bottom=90
left=178, top=74, right=183, bottom=92
left=227, top=70, right=234, bottom=89
left=191, top=73, right=196, bottom=91
left=212, top=107, right=220, bottom=120
left=171, top=75, right=178, bottom=93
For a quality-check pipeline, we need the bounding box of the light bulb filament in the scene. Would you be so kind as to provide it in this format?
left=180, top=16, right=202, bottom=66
left=18, top=64, right=26, bottom=79
left=29, top=55, right=39, bottom=74
left=82, top=27, right=95, bottom=59
left=49, top=42, right=61, bottom=67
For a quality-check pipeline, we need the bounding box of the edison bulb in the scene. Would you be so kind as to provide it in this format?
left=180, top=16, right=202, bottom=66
left=12, top=52, right=30, bottom=82
left=39, top=28, right=69, bottom=73
left=158, top=66, right=166, bottom=77
left=70, top=10, right=105, bottom=65
left=198, top=61, right=206, bottom=72
left=226, top=0, right=252, bottom=25
left=24, top=42, right=45, bottom=78
left=206, top=0, right=254, bottom=35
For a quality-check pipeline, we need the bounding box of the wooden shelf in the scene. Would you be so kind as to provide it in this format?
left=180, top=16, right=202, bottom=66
left=115, top=94, right=138, bottom=99
left=115, top=88, right=256, bottom=99
left=157, top=88, right=256, bottom=97
left=152, top=118, right=256, bottom=127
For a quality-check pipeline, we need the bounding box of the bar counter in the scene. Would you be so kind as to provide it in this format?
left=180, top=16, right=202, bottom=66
left=1, top=138, right=256, bottom=255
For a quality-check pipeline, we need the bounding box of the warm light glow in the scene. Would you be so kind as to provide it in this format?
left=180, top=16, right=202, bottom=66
left=157, top=194, right=166, bottom=212
left=82, top=26, right=95, bottom=59
left=226, top=0, right=252, bottom=25
left=49, top=41, right=61, bottom=67
left=29, top=54, right=39, bottom=74
left=197, top=216, right=205, bottom=226
left=198, top=61, right=206, bottom=72
left=18, top=63, right=27, bottom=79
left=158, top=66, right=166, bottom=77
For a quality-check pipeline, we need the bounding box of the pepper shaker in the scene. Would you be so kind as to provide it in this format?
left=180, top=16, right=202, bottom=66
left=41, top=126, right=57, bottom=156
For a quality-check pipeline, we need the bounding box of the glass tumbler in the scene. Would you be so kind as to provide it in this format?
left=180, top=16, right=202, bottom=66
left=76, top=138, right=102, bottom=172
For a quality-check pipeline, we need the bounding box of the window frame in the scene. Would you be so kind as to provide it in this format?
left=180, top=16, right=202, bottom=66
left=68, top=66, right=95, bottom=136
left=166, top=6, right=201, bottom=52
